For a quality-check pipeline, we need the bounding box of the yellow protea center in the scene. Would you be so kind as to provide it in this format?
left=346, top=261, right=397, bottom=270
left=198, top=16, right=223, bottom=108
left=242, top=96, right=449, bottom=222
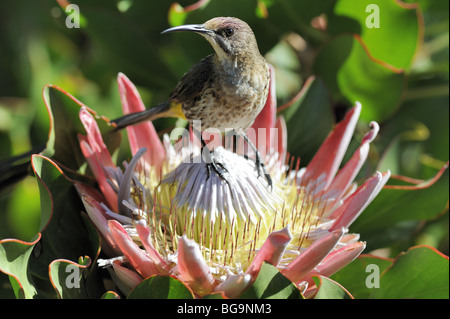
left=127, top=145, right=329, bottom=281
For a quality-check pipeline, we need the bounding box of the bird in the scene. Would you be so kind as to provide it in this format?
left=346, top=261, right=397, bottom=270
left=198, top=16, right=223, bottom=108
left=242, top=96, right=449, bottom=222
left=110, top=17, right=271, bottom=187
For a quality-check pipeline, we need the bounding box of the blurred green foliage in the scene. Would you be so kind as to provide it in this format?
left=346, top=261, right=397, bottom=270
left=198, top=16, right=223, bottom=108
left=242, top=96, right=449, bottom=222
left=0, top=0, right=448, bottom=298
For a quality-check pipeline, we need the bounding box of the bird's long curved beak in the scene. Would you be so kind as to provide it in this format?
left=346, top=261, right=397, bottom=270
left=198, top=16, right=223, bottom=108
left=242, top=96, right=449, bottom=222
left=161, top=24, right=213, bottom=35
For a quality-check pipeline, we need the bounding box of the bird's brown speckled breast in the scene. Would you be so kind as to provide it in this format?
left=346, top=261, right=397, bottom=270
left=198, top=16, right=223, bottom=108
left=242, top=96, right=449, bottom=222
left=172, top=55, right=270, bottom=132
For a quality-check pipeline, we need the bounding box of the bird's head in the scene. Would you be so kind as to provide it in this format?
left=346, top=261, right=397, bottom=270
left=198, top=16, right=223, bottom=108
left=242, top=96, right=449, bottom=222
left=162, top=17, right=261, bottom=62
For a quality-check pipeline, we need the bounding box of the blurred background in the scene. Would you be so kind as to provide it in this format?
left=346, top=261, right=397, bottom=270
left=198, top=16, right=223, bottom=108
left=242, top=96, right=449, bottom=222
left=0, top=0, right=448, bottom=273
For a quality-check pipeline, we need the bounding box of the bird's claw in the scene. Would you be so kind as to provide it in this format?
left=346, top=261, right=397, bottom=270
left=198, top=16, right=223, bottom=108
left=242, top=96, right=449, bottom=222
left=204, top=150, right=229, bottom=183
left=254, top=156, right=273, bottom=190
left=206, top=161, right=229, bottom=181
left=241, top=133, right=272, bottom=190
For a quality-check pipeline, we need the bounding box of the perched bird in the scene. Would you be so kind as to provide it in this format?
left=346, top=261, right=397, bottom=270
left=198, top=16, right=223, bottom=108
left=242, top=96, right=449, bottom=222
left=111, top=17, right=271, bottom=186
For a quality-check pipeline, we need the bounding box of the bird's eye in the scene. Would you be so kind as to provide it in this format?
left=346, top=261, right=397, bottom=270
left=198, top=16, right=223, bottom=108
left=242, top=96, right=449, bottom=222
left=223, top=28, right=234, bottom=37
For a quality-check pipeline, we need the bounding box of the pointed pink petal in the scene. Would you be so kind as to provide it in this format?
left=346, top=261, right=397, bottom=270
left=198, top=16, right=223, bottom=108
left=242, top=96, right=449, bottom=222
left=326, top=121, right=379, bottom=200
left=214, top=274, right=252, bottom=299
left=281, top=228, right=345, bottom=284
left=316, top=241, right=366, bottom=275
left=322, top=122, right=380, bottom=216
left=108, top=220, right=159, bottom=278
left=78, top=108, right=117, bottom=210
left=135, top=219, right=169, bottom=274
left=117, top=73, right=166, bottom=174
left=111, top=260, right=142, bottom=290
left=177, top=235, right=215, bottom=296
left=302, top=241, right=366, bottom=286
left=340, top=233, right=360, bottom=244
left=81, top=194, right=121, bottom=255
left=329, top=171, right=391, bottom=231
left=79, top=136, right=118, bottom=212
left=74, top=181, right=106, bottom=205
left=246, top=227, right=292, bottom=278
left=248, top=63, right=276, bottom=157
left=324, top=143, right=369, bottom=201
left=303, top=103, right=361, bottom=189
left=79, top=107, right=115, bottom=168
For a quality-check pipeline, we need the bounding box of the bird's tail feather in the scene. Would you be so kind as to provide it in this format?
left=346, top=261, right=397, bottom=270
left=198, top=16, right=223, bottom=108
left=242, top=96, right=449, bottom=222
left=110, top=101, right=184, bottom=130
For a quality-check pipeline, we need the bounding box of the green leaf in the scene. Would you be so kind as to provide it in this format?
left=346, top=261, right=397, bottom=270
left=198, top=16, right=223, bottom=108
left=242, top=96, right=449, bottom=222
left=282, top=77, right=334, bottom=165
left=240, top=262, right=303, bottom=299
left=332, top=246, right=449, bottom=299
left=42, top=85, right=122, bottom=173
left=102, top=291, right=121, bottom=299
left=127, top=275, right=194, bottom=299
left=42, top=85, right=87, bottom=169
left=49, top=256, right=93, bottom=299
left=8, top=275, right=23, bottom=299
left=351, top=165, right=449, bottom=251
left=168, top=3, right=188, bottom=27
left=0, top=235, right=40, bottom=299
left=330, top=254, right=393, bottom=299
left=371, top=246, right=449, bottom=299
left=29, top=155, right=103, bottom=298
left=378, top=95, right=449, bottom=177
left=330, top=0, right=421, bottom=70
left=314, top=34, right=406, bottom=122
left=312, top=275, right=354, bottom=299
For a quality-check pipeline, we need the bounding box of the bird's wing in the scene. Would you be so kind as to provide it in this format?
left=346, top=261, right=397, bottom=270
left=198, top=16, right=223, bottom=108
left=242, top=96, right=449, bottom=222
left=170, top=54, right=215, bottom=104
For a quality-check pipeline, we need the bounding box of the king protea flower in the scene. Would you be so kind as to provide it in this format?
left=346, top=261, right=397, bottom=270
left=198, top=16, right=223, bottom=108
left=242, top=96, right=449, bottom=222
left=76, top=71, right=390, bottom=298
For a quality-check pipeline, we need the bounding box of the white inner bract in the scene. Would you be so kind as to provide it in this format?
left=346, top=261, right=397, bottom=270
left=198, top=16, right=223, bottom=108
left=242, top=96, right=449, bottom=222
left=123, top=141, right=332, bottom=281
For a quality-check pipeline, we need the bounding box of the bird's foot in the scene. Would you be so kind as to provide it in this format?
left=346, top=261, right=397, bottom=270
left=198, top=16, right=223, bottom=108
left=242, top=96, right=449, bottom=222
left=204, top=149, right=229, bottom=183
left=243, top=153, right=272, bottom=189
left=254, top=156, right=273, bottom=190
left=241, top=133, right=272, bottom=190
